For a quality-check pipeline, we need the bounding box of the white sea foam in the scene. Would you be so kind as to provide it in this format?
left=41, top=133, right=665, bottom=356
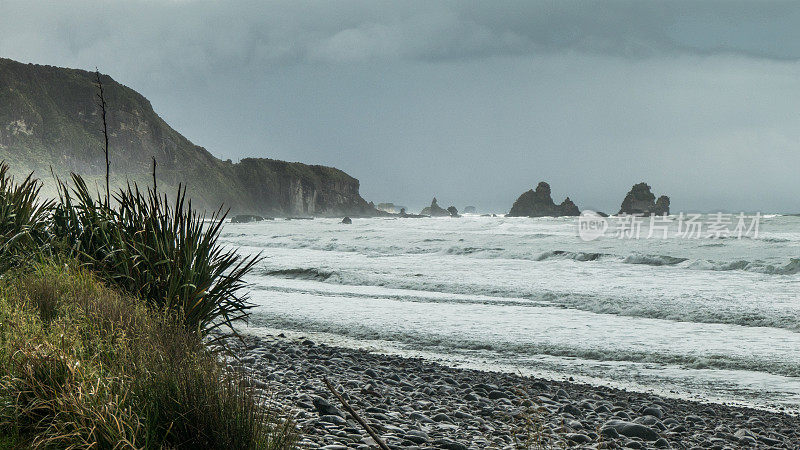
left=223, top=214, right=800, bottom=411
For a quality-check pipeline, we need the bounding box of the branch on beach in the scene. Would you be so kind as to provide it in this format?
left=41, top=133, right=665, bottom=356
left=323, top=376, right=390, bottom=450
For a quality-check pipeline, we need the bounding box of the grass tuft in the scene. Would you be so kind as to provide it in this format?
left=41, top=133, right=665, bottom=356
left=0, top=161, right=52, bottom=273
left=0, top=160, right=292, bottom=448
left=0, top=263, right=297, bottom=449
left=52, top=174, right=261, bottom=337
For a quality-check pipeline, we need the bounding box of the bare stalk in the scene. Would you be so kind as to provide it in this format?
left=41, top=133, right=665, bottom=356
left=152, top=156, right=157, bottom=191
left=94, top=68, right=110, bottom=204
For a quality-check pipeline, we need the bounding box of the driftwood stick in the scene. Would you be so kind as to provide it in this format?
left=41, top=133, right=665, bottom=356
left=323, top=377, right=390, bottom=450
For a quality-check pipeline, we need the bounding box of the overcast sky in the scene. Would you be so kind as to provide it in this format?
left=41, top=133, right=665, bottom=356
left=2, top=1, right=799, bottom=212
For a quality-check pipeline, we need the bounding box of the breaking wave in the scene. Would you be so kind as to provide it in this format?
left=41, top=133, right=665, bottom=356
left=257, top=266, right=800, bottom=331
left=262, top=268, right=336, bottom=281
left=252, top=315, right=800, bottom=378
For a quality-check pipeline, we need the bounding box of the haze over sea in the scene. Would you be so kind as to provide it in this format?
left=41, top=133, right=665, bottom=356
left=223, top=214, right=800, bottom=412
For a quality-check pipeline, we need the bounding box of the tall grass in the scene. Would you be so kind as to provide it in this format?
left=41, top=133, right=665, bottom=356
left=52, top=173, right=261, bottom=336
left=0, top=74, right=287, bottom=447
left=0, top=159, right=291, bottom=447
left=0, top=162, right=52, bottom=273
left=0, top=263, right=296, bottom=449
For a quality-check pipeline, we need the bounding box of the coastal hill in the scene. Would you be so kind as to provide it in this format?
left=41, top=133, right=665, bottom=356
left=0, top=57, right=374, bottom=217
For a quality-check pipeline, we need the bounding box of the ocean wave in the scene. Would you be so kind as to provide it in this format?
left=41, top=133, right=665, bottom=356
left=227, top=233, right=799, bottom=277
left=254, top=269, right=800, bottom=331
left=534, top=250, right=606, bottom=261
left=438, top=246, right=799, bottom=276
left=760, top=237, right=791, bottom=243
left=444, top=246, right=505, bottom=255
left=262, top=268, right=336, bottom=281
left=680, top=258, right=800, bottom=275
left=251, top=315, right=800, bottom=378
left=622, top=254, right=688, bottom=266
left=531, top=250, right=800, bottom=275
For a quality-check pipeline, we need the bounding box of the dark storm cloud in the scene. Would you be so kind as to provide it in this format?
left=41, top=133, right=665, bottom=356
left=4, top=1, right=799, bottom=66
left=1, top=1, right=800, bottom=212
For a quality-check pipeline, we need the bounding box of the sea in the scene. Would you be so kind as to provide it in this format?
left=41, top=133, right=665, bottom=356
left=221, top=213, right=800, bottom=412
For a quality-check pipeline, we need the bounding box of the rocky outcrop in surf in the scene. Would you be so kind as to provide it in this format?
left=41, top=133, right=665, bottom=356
left=376, top=203, right=406, bottom=214
left=420, top=198, right=457, bottom=217
left=618, top=183, right=670, bottom=216
left=507, top=182, right=580, bottom=217
left=230, top=214, right=266, bottom=223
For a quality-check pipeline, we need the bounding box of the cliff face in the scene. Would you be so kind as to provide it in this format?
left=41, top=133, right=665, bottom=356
left=232, top=158, right=372, bottom=216
left=507, top=182, right=580, bottom=217
left=0, top=57, right=374, bottom=216
left=618, top=182, right=670, bottom=215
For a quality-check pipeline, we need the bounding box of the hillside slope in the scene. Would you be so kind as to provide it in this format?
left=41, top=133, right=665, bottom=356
left=0, top=57, right=373, bottom=216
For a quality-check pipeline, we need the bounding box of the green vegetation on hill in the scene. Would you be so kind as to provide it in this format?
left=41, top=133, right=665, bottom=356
left=0, top=57, right=372, bottom=216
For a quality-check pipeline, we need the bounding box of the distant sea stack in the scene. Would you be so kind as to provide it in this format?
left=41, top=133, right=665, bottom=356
left=507, top=182, right=580, bottom=217
left=618, top=182, right=670, bottom=215
left=0, top=57, right=375, bottom=217
left=420, top=198, right=455, bottom=217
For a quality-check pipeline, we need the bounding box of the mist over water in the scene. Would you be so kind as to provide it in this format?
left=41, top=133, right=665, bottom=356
left=223, top=214, right=800, bottom=411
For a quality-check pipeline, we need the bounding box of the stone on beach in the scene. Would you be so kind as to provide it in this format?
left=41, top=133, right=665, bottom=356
left=603, top=419, right=660, bottom=441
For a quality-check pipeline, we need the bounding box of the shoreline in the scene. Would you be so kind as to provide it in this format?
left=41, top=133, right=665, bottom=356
left=229, top=332, right=800, bottom=449
left=240, top=326, right=795, bottom=415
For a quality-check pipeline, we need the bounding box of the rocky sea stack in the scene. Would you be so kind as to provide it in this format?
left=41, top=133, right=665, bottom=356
left=618, top=182, right=670, bottom=215
left=507, top=182, right=580, bottom=217
left=420, top=198, right=457, bottom=217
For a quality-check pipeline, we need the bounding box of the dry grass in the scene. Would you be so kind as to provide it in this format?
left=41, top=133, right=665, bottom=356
left=508, top=385, right=551, bottom=450
left=0, top=262, right=297, bottom=449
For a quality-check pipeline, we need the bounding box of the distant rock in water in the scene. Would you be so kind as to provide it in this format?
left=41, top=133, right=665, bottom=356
left=463, top=206, right=476, bottom=214
left=507, top=182, right=581, bottom=217
left=420, top=198, right=452, bottom=217
left=446, top=206, right=460, bottom=218
left=399, top=207, right=425, bottom=218
left=341, top=216, right=352, bottom=224
left=559, top=197, right=580, bottom=216
left=618, top=183, right=670, bottom=215
left=655, top=195, right=670, bottom=215
left=376, top=202, right=406, bottom=214
left=231, top=214, right=264, bottom=223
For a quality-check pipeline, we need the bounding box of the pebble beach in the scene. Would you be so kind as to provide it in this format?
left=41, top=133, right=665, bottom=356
left=228, top=333, right=800, bottom=449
